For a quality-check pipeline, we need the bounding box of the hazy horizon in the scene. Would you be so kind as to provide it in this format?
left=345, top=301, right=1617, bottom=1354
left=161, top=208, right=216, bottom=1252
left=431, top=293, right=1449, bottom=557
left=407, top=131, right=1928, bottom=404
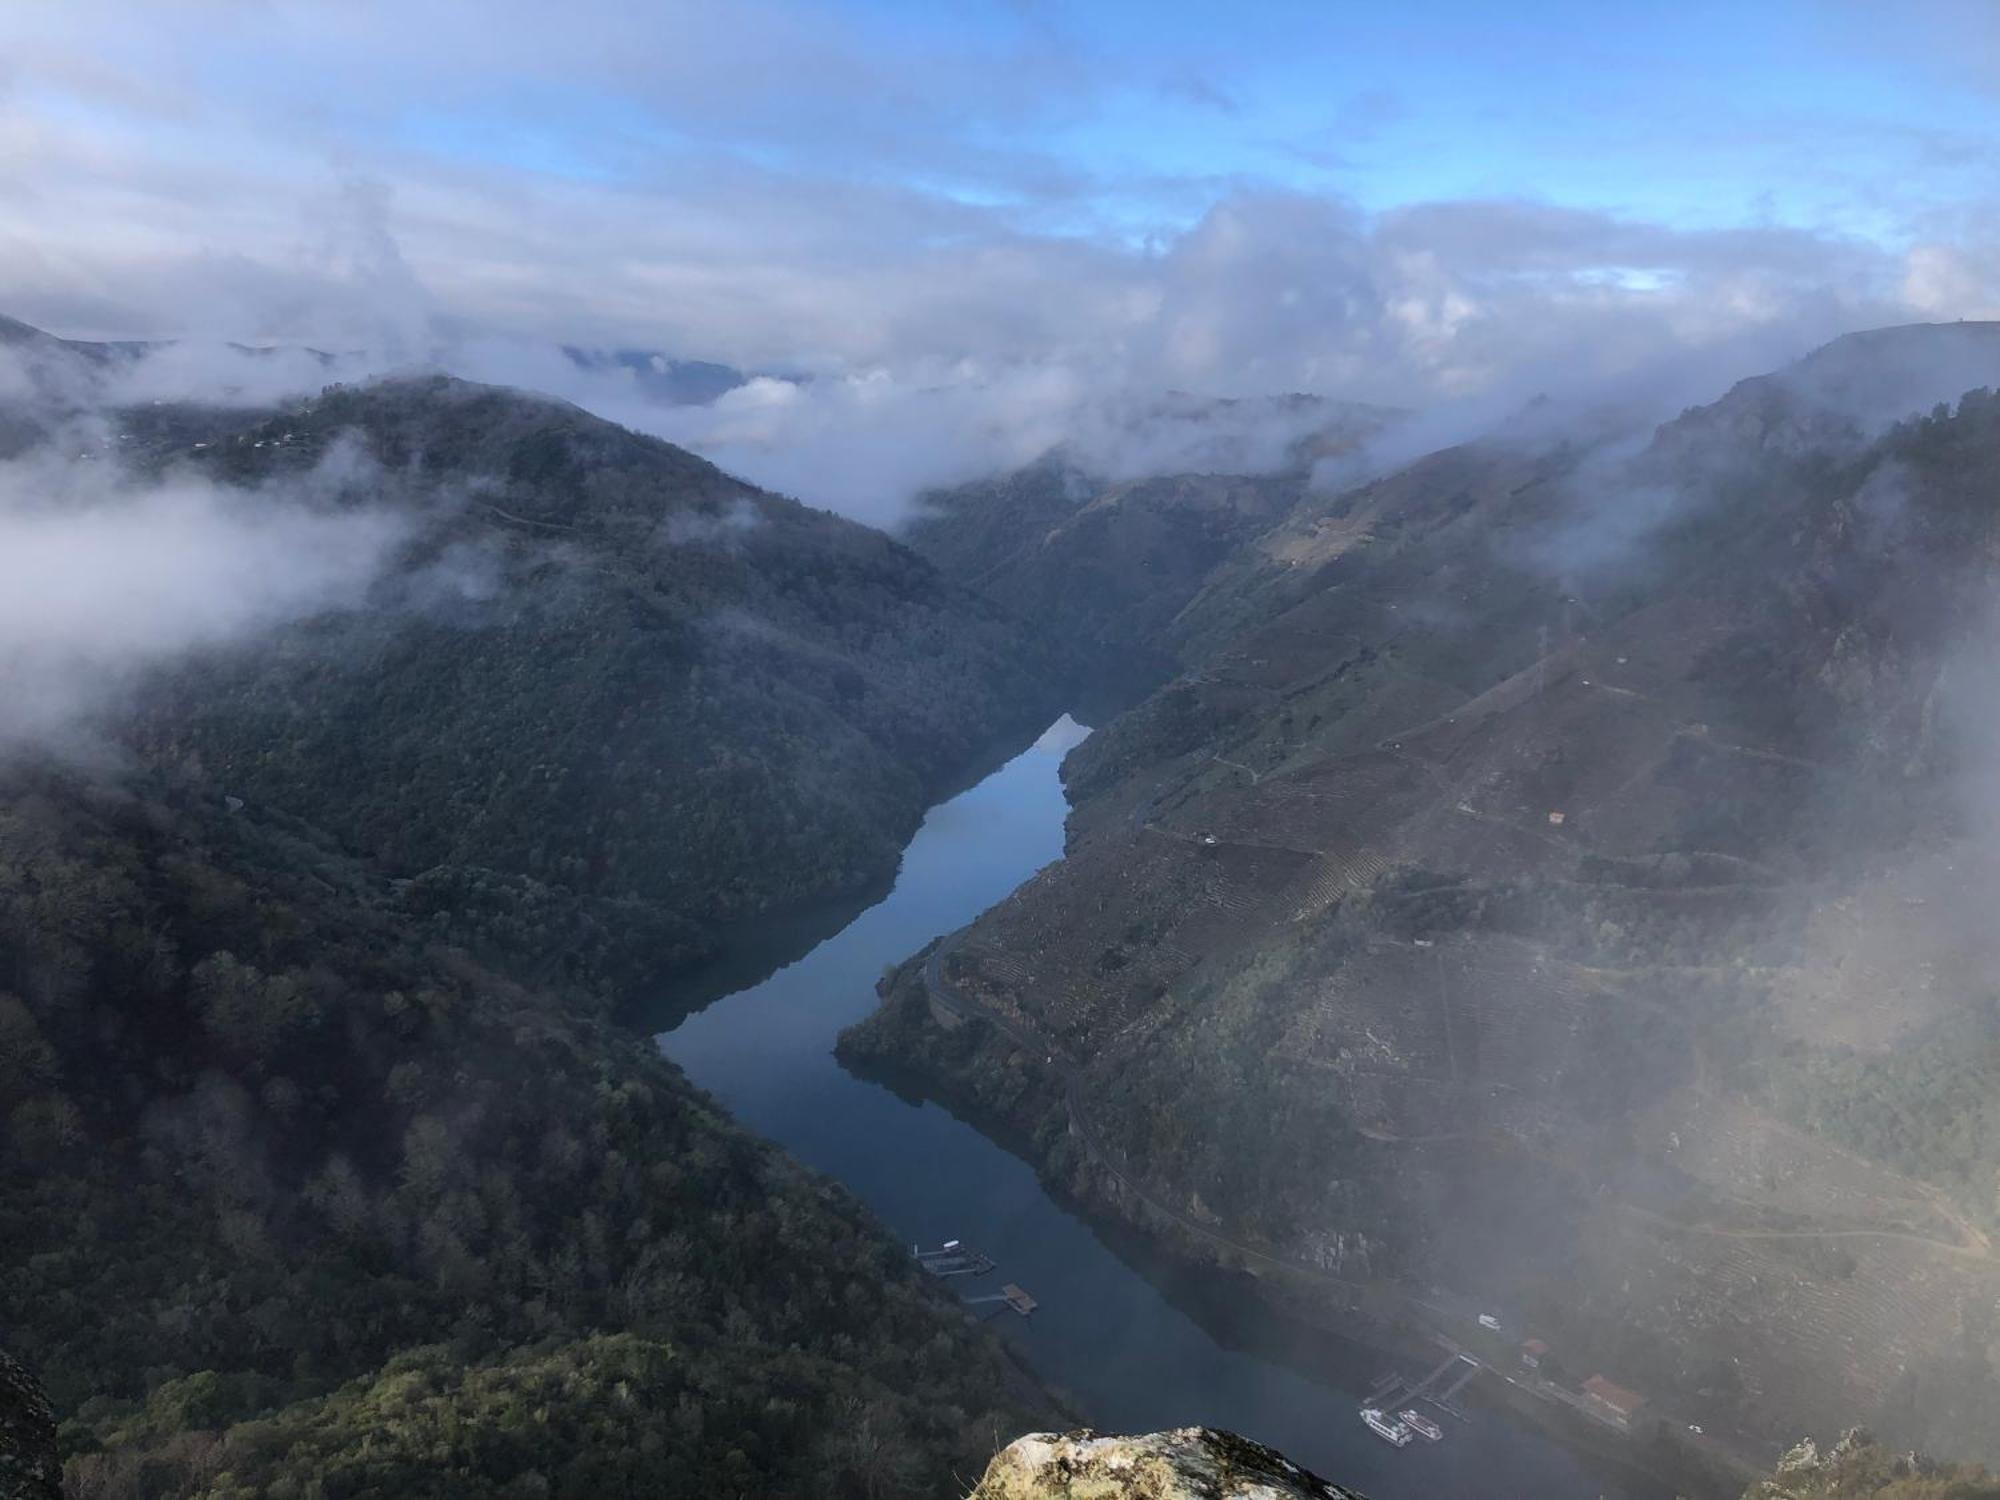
left=13, top=2, right=2000, bottom=519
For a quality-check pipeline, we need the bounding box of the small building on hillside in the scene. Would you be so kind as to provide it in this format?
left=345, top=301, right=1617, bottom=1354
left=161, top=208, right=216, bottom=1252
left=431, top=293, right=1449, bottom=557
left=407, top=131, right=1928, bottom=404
left=1581, top=1374, right=1652, bottom=1436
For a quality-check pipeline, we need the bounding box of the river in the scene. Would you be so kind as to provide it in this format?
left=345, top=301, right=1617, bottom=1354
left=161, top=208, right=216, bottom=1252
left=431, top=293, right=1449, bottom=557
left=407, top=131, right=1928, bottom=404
left=657, top=717, right=1662, bottom=1500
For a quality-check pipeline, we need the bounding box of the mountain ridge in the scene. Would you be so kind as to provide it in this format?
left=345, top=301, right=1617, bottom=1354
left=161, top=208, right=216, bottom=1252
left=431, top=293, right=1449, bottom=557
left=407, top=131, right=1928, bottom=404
left=53, top=364, right=1083, bottom=999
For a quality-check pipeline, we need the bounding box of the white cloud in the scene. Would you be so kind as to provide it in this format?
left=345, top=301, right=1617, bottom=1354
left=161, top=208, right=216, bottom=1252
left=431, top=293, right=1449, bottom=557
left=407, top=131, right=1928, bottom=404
left=8, top=4, right=2000, bottom=527
left=1903, top=244, right=2000, bottom=319
left=0, top=448, right=408, bottom=753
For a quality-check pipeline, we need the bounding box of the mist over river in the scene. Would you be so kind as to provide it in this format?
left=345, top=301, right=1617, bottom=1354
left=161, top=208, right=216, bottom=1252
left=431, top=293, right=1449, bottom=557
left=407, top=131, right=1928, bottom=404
left=657, top=718, right=1662, bottom=1500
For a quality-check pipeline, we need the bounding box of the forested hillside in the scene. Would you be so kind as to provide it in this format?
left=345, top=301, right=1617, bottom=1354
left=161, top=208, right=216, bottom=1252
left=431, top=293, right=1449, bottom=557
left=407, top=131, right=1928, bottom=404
left=0, top=765, right=1048, bottom=1496
left=0, top=325, right=1071, bottom=1495
left=851, top=325, right=2000, bottom=1469
left=98, top=372, right=1073, bottom=997
left=900, top=399, right=1390, bottom=706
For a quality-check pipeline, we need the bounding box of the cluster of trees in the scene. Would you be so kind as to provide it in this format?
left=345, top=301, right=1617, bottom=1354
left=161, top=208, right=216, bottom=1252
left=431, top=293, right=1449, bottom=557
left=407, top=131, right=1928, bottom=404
left=1768, top=1007, right=2000, bottom=1228
left=0, top=370, right=1090, bottom=1496
left=0, top=759, right=1043, bottom=1495
left=71, top=1337, right=980, bottom=1500
left=122, top=377, right=1071, bottom=999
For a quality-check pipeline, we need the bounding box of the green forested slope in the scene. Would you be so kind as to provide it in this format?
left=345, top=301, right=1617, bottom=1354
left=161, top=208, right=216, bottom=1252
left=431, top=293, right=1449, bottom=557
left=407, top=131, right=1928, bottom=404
left=120, top=375, right=1071, bottom=995
left=0, top=767, right=1045, bottom=1497
left=854, top=335, right=2000, bottom=1465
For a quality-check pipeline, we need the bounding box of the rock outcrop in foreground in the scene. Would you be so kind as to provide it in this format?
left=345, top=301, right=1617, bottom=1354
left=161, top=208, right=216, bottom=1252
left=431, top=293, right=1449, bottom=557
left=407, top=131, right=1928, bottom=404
left=970, top=1425, right=2000, bottom=1500
left=1745, top=1430, right=2000, bottom=1499
left=968, top=1428, right=1366, bottom=1500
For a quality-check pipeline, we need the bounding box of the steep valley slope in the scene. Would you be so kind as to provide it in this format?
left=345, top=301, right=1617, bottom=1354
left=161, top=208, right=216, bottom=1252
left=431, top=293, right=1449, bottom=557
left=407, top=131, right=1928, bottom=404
left=0, top=328, right=1074, bottom=1001
left=901, top=398, right=1392, bottom=709
left=0, top=764, right=1051, bottom=1496
left=846, top=323, right=2000, bottom=1470
left=0, top=324, right=1074, bottom=1495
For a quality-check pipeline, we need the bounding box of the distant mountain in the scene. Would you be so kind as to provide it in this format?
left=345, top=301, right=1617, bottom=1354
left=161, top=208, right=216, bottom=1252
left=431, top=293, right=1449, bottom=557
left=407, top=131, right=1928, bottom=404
left=1752, top=320, right=2000, bottom=434
left=0, top=316, right=755, bottom=440
left=0, top=317, right=347, bottom=462
left=848, top=323, right=2000, bottom=1469
left=0, top=314, right=154, bottom=451
left=0, top=312, right=153, bottom=364
left=561, top=345, right=754, bottom=405
left=902, top=398, right=1394, bottom=708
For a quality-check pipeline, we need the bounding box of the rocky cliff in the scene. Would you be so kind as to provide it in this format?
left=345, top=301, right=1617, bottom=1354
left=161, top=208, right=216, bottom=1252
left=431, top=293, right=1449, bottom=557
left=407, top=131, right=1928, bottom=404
left=965, top=1426, right=2000, bottom=1500
left=1745, top=1430, right=2000, bottom=1499
left=968, top=1428, right=1366, bottom=1500
left=964, top=1432, right=2000, bottom=1500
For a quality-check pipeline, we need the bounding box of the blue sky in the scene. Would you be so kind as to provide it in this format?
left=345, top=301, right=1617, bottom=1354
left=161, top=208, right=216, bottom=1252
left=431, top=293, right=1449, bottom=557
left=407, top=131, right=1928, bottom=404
left=6, top=1, right=2000, bottom=436
left=15, top=1, right=2000, bottom=695
left=296, top=0, right=2000, bottom=246
left=306, top=0, right=2000, bottom=238
left=862, top=0, right=2000, bottom=246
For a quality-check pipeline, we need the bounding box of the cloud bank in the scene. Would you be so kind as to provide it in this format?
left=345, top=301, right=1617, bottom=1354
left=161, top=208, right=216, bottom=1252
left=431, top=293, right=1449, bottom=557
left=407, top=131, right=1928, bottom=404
left=7, top=2, right=2000, bottom=522
left=0, top=450, right=408, bottom=754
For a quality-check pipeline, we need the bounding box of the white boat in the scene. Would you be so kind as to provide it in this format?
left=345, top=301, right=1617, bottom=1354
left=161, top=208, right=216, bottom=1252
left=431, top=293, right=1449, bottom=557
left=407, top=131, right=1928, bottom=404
left=1360, top=1407, right=1414, bottom=1447
left=1400, top=1410, right=1443, bottom=1442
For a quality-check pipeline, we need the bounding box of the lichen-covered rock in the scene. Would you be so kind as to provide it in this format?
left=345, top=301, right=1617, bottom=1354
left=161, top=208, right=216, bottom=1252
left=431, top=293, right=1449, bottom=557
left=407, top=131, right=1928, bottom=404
left=1744, top=1428, right=2000, bottom=1498
left=967, top=1427, right=1368, bottom=1500
left=0, top=1347, right=61, bottom=1500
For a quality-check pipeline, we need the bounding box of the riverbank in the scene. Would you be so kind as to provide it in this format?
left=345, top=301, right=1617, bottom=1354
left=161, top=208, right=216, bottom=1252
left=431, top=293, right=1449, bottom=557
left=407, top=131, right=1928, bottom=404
left=656, top=721, right=1659, bottom=1500
left=840, top=950, right=1747, bottom=1500
left=639, top=701, right=1076, bottom=1032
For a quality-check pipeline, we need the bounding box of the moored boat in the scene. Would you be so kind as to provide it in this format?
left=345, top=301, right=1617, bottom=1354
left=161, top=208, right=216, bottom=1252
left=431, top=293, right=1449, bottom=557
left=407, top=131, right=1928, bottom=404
left=1400, top=1409, right=1443, bottom=1442
left=1360, top=1407, right=1414, bottom=1447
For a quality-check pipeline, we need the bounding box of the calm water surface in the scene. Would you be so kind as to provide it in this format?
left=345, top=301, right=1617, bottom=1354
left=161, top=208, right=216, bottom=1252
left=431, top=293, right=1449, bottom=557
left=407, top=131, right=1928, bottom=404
left=659, top=719, right=1658, bottom=1500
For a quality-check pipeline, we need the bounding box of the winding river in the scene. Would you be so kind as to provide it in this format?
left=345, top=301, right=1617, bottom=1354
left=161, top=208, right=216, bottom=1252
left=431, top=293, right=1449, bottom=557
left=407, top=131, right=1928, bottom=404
left=657, top=718, right=1661, bottom=1500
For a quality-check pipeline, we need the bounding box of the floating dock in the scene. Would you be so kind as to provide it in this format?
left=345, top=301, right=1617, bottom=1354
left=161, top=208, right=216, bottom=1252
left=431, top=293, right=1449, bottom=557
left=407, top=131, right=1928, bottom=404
left=914, top=1241, right=995, bottom=1278
left=917, top=1239, right=1035, bottom=1318
left=965, top=1282, right=1039, bottom=1317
